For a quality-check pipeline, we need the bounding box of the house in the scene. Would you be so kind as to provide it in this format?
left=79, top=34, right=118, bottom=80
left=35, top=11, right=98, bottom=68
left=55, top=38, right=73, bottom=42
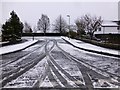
left=94, top=21, right=120, bottom=35
left=94, top=21, right=120, bottom=44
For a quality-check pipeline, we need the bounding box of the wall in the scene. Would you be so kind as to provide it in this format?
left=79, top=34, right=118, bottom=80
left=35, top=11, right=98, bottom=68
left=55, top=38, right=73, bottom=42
left=95, top=26, right=119, bottom=34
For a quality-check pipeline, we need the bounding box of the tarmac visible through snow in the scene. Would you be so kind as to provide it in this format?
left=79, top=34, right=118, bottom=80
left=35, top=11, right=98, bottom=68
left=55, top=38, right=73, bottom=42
left=1, top=37, right=120, bottom=90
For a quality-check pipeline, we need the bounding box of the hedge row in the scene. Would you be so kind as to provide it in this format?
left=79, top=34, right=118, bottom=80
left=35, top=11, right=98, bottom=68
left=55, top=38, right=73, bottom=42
left=1, top=39, right=27, bottom=47
left=76, top=38, right=120, bottom=50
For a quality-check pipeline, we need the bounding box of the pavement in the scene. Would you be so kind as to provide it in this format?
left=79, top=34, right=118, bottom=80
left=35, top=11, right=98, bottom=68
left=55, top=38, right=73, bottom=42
left=61, top=36, right=120, bottom=58
left=0, top=40, right=38, bottom=55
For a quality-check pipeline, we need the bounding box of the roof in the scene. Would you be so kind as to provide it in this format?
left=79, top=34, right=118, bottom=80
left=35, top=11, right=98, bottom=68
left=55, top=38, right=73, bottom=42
left=101, top=21, right=119, bottom=27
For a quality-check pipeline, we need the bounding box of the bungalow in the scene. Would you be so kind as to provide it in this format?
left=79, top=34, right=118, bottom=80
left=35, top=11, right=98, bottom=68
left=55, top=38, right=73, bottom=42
left=94, top=21, right=120, bottom=44
left=94, top=21, right=120, bottom=35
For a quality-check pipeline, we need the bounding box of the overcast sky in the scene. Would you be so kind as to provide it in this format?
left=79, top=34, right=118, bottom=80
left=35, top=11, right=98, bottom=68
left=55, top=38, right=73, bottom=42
left=1, top=1, right=119, bottom=28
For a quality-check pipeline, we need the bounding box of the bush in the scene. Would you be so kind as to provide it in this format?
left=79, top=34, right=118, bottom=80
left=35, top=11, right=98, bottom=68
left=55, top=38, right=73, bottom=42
left=69, top=30, right=77, bottom=38
left=78, top=38, right=120, bottom=50
left=2, top=11, right=23, bottom=42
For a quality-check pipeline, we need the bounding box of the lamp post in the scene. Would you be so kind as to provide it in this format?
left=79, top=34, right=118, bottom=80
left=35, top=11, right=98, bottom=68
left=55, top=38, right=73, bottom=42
left=67, top=15, right=70, bottom=39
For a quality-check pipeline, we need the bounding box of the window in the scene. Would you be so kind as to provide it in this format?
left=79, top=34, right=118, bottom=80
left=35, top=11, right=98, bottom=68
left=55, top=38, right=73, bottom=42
left=99, top=27, right=101, bottom=31
left=117, top=26, right=120, bottom=30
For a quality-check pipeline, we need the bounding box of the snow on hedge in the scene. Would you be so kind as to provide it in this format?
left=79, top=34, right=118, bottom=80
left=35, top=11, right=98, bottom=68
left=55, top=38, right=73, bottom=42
left=61, top=36, right=119, bottom=56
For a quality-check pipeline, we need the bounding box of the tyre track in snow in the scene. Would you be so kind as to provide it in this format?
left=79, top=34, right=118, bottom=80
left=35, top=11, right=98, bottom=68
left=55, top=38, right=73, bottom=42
left=45, top=40, right=86, bottom=89
left=1, top=41, right=45, bottom=68
left=47, top=60, right=73, bottom=88
left=33, top=40, right=56, bottom=88
left=45, top=40, right=76, bottom=88
left=56, top=40, right=120, bottom=88
left=44, top=40, right=66, bottom=88
left=49, top=52, right=85, bottom=88
left=1, top=41, right=46, bottom=79
left=1, top=41, right=48, bottom=87
left=47, top=66, right=61, bottom=88
left=54, top=40, right=93, bottom=90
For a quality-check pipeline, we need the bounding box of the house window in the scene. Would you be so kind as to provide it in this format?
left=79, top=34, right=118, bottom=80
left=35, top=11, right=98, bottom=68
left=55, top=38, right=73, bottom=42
left=98, top=27, right=101, bottom=31
left=117, top=26, right=120, bottom=30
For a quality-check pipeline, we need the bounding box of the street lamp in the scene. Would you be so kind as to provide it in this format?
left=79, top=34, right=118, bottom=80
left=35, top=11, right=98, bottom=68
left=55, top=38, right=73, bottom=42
left=67, top=15, right=70, bottom=39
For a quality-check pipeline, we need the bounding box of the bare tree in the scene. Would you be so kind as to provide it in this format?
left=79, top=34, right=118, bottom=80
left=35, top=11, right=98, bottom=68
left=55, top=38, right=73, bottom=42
left=83, top=14, right=102, bottom=39
left=37, top=14, right=50, bottom=35
left=33, top=26, right=37, bottom=33
left=75, top=17, right=86, bottom=38
left=53, top=15, right=67, bottom=35
left=23, top=22, right=32, bottom=33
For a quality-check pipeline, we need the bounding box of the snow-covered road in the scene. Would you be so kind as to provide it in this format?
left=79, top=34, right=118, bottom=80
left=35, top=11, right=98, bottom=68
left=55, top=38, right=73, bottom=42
left=1, top=37, right=120, bottom=89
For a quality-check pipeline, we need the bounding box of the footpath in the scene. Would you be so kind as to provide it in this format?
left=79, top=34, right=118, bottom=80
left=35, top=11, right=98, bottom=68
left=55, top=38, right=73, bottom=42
left=0, top=40, right=38, bottom=55
left=62, top=36, right=120, bottom=58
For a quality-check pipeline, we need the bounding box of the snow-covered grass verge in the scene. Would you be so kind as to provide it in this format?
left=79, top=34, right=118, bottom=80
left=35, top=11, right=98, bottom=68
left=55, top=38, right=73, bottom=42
left=61, top=36, right=119, bottom=57
left=0, top=40, right=38, bottom=55
left=0, top=41, right=9, bottom=45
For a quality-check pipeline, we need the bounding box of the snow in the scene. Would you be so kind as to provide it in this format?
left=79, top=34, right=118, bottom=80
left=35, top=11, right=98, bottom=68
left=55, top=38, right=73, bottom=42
left=61, top=36, right=119, bottom=57
left=40, top=76, right=53, bottom=87
left=1, top=36, right=120, bottom=88
left=2, top=43, right=45, bottom=75
left=102, top=21, right=119, bottom=27
left=59, top=37, right=120, bottom=77
left=50, top=67, right=65, bottom=87
left=0, top=41, right=9, bottom=45
left=57, top=42, right=120, bottom=87
left=49, top=58, right=78, bottom=87
left=93, top=79, right=119, bottom=88
left=0, top=40, right=38, bottom=55
left=47, top=41, right=54, bottom=51
left=22, top=36, right=61, bottom=41
left=4, top=57, right=48, bottom=88
left=51, top=46, right=85, bottom=85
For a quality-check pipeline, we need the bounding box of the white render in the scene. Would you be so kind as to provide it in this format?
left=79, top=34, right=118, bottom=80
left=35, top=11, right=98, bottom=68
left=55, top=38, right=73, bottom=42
left=95, top=21, right=120, bottom=34
left=95, top=27, right=119, bottom=34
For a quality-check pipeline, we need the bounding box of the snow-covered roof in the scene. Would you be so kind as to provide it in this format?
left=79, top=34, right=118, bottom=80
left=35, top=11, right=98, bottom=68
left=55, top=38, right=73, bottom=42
left=101, top=21, right=119, bottom=27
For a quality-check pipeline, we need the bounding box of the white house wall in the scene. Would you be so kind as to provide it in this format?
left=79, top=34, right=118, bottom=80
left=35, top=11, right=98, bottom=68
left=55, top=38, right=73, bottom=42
left=95, top=27, right=119, bottom=34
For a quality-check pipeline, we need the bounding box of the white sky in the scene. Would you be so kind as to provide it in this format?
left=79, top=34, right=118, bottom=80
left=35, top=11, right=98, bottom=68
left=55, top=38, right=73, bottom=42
left=0, top=0, right=119, bottom=29
left=118, top=1, right=120, bottom=20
